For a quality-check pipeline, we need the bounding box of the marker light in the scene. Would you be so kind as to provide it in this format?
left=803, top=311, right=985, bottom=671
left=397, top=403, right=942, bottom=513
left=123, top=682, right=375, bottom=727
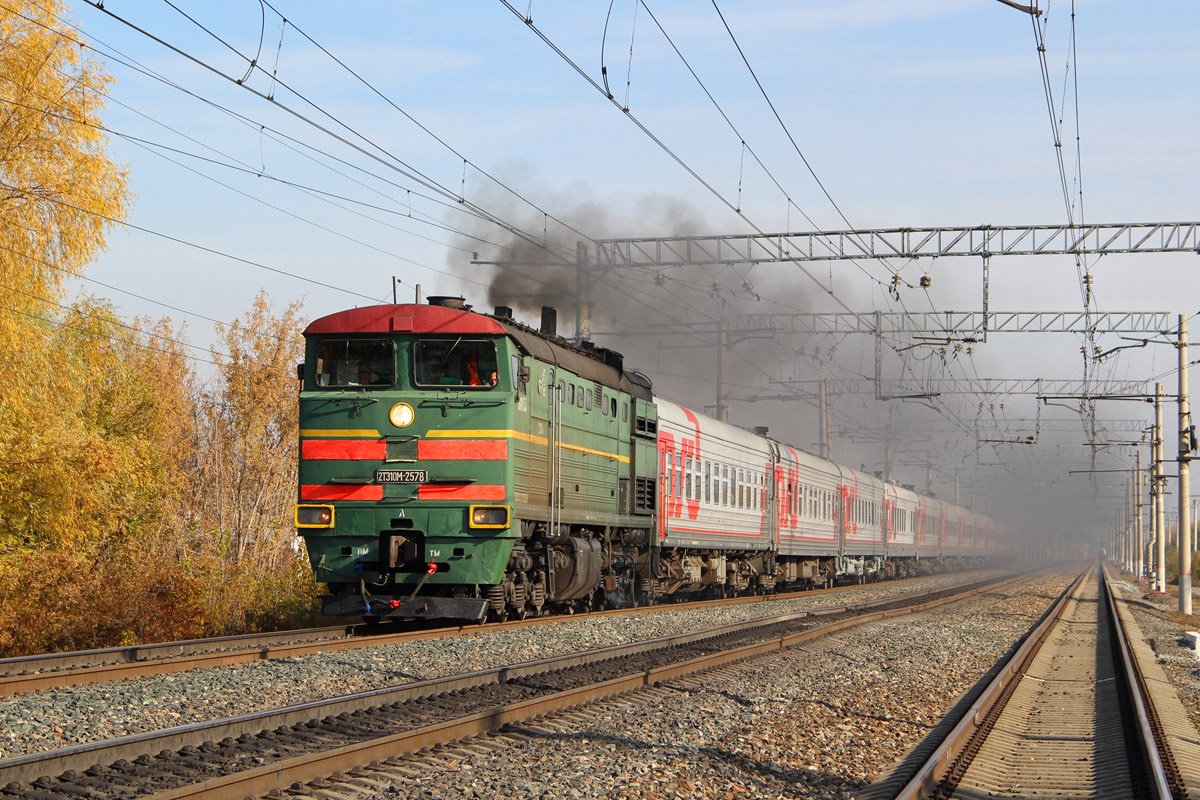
left=389, top=402, right=415, bottom=428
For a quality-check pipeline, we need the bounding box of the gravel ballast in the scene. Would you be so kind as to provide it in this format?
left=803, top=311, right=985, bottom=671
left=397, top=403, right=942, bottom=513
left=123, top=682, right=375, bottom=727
left=354, top=571, right=1077, bottom=800
left=0, top=569, right=1013, bottom=759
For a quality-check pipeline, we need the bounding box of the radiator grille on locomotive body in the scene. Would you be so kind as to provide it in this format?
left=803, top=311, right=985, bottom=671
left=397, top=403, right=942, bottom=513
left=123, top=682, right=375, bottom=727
left=634, top=477, right=656, bottom=512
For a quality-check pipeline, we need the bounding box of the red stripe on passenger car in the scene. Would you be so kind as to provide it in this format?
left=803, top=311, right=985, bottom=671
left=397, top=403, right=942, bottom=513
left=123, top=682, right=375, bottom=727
left=302, top=440, right=386, bottom=460
left=669, top=526, right=762, bottom=538
left=301, top=484, right=383, bottom=501
left=417, top=484, right=506, bottom=501
left=417, top=440, right=508, bottom=460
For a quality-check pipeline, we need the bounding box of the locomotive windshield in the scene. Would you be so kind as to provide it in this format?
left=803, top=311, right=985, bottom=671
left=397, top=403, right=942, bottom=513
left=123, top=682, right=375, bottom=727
left=414, top=338, right=498, bottom=388
left=313, top=338, right=395, bottom=388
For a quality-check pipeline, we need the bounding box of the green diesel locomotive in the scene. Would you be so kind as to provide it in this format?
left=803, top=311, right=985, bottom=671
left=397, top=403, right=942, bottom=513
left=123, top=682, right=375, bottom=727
left=296, top=297, right=657, bottom=622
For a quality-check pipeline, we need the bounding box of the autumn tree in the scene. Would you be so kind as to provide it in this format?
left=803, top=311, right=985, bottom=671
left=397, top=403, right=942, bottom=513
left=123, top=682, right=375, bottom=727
left=0, top=1, right=132, bottom=551
left=0, top=0, right=129, bottom=308
left=0, top=5, right=320, bottom=653
left=199, top=292, right=306, bottom=568
left=0, top=2, right=189, bottom=654
left=0, top=299, right=200, bottom=652
left=183, top=292, right=313, bottom=631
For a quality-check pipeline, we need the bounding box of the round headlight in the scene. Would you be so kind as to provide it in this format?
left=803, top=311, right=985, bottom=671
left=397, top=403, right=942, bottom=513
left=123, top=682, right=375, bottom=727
left=389, top=402, right=415, bottom=428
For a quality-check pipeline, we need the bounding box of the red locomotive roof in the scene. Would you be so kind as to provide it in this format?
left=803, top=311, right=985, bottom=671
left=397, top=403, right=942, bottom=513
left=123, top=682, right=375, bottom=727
left=305, top=304, right=507, bottom=335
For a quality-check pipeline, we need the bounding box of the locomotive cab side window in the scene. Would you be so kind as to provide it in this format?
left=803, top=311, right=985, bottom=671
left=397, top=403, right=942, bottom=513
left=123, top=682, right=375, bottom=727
left=314, top=338, right=395, bottom=388
left=413, top=338, right=498, bottom=388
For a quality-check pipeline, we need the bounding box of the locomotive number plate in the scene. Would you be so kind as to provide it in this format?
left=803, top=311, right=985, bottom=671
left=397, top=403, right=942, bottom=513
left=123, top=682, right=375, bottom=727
left=375, top=469, right=428, bottom=483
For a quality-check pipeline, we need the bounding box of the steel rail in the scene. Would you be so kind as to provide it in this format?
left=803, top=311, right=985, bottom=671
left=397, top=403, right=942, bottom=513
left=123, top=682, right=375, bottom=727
left=1102, top=566, right=1182, bottom=800
left=891, top=565, right=1186, bottom=800
left=0, top=572, right=1034, bottom=795
left=0, top=626, right=357, bottom=692
left=0, top=626, right=358, bottom=676
left=0, top=571, right=972, bottom=697
left=890, top=566, right=1090, bottom=800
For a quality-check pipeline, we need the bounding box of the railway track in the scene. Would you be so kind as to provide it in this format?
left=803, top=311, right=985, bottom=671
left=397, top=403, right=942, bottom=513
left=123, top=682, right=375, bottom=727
left=0, top=572, right=1029, bottom=800
left=0, top=627, right=361, bottom=697
left=875, top=562, right=1200, bottom=800
left=0, top=571, right=981, bottom=697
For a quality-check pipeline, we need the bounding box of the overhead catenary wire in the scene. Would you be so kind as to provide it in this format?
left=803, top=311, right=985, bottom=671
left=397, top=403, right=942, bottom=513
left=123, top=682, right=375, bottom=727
left=507, top=0, right=961, bottom=438
left=1028, top=1, right=1102, bottom=458
left=11, top=7, right=582, bottom=301
left=705, top=1, right=896, bottom=277
left=253, top=0, right=599, bottom=254
left=8, top=0, right=579, bottom=265
left=23, top=0, right=672, bottom=335
left=0, top=89, right=497, bottom=289
left=0, top=299, right=288, bottom=372
left=633, top=0, right=908, bottom=298
left=0, top=237, right=299, bottom=345
left=496, top=0, right=923, bottom=351
left=0, top=177, right=384, bottom=302
left=74, top=0, right=567, bottom=257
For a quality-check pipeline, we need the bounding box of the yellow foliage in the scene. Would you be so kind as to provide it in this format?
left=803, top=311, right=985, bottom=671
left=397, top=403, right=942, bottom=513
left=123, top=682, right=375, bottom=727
left=0, top=298, right=194, bottom=551
left=0, top=6, right=324, bottom=654
left=0, top=0, right=130, bottom=308
left=0, top=292, right=324, bottom=655
left=192, top=291, right=307, bottom=572
left=0, top=1, right=135, bottom=553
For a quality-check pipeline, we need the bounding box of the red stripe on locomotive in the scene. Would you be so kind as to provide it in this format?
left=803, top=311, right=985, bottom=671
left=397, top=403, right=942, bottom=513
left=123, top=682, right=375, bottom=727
left=417, top=439, right=508, bottom=460
left=302, top=439, right=386, bottom=460
left=301, top=484, right=384, bottom=501
left=417, top=484, right=506, bottom=501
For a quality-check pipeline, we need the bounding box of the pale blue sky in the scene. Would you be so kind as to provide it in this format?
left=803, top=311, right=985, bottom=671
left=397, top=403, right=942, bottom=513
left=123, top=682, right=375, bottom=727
left=57, top=0, right=1200, bottom=529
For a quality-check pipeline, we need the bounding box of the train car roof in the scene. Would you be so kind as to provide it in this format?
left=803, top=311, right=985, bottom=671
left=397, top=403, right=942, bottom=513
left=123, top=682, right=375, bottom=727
left=656, top=398, right=772, bottom=455
left=305, top=304, right=507, bottom=336
left=306, top=303, right=653, bottom=401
